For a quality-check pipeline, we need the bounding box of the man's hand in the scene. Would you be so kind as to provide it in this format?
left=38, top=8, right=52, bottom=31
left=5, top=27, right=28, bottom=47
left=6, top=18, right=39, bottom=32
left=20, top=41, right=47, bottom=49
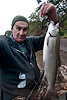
left=40, top=3, right=58, bottom=23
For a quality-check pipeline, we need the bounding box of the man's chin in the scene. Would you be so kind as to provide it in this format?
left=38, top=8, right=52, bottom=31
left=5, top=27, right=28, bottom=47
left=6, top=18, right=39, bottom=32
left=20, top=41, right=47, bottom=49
left=17, top=39, right=25, bottom=43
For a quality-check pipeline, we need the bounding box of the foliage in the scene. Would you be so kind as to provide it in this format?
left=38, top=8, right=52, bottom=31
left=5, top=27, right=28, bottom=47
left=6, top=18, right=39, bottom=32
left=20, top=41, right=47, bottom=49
left=4, top=30, right=12, bottom=36
left=60, top=28, right=67, bottom=36
left=28, top=8, right=47, bottom=35
left=49, top=0, right=67, bottom=16
left=28, top=0, right=67, bottom=37
left=60, top=18, right=67, bottom=36
left=64, top=20, right=67, bottom=27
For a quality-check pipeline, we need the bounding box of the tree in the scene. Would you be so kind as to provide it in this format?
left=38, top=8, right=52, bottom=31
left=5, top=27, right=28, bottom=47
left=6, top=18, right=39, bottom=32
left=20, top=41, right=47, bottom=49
left=28, top=0, right=67, bottom=36
left=50, top=0, right=67, bottom=16
left=28, top=7, right=47, bottom=30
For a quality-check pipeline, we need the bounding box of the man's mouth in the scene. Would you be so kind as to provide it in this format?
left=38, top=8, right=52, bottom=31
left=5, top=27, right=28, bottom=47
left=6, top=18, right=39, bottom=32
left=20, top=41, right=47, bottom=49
left=18, top=35, right=24, bottom=39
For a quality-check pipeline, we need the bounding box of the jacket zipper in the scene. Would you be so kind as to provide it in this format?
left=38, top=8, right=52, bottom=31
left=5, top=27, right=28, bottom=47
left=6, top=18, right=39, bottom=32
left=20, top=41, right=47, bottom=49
left=30, top=62, right=34, bottom=69
left=13, top=47, right=28, bottom=59
left=12, top=47, right=35, bottom=69
left=14, top=48, right=34, bottom=68
left=12, top=46, right=36, bottom=82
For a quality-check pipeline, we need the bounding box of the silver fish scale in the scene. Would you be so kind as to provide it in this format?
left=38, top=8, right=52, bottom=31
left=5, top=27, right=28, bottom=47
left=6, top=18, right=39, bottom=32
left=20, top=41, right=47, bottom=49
left=43, top=21, right=60, bottom=99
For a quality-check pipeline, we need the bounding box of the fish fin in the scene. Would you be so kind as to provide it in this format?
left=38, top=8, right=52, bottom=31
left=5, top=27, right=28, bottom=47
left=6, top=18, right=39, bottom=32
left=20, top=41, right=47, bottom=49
left=42, top=87, right=59, bottom=100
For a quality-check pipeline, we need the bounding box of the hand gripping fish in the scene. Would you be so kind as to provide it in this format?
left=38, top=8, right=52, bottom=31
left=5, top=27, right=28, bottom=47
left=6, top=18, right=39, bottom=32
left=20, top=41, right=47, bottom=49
left=43, top=21, right=61, bottom=100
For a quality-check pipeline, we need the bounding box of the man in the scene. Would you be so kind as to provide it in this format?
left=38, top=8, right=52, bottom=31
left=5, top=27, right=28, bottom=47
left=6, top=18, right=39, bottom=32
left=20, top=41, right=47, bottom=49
left=0, top=3, right=58, bottom=100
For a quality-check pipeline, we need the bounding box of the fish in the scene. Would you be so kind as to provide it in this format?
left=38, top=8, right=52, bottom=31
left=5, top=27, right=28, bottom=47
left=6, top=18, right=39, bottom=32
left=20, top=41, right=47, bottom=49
left=43, top=21, right=61, bottom=100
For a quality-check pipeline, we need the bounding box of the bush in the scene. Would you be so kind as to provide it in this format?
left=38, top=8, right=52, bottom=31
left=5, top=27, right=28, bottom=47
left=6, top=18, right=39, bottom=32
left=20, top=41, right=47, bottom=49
left=60, top=27, right=67, bottom=36
left=60, top=19, right=67, bottom=36
left=64, top=20, right=67, bottom=27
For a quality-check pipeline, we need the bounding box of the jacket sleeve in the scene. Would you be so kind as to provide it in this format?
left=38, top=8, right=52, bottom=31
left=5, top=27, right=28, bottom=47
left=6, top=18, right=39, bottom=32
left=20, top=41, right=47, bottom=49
left=27, top=34, right=46, bottom=52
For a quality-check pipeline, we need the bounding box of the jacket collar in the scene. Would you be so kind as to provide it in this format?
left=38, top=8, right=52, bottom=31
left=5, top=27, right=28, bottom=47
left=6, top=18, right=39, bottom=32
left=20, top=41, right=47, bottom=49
left=5, top=36, right=30, bottom=51
left=6, top=36, right=19, bottom=50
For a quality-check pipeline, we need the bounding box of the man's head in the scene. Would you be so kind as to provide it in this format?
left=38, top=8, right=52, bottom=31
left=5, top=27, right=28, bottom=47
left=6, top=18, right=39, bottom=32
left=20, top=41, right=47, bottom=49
left=11, top=15, right=29, bottom=43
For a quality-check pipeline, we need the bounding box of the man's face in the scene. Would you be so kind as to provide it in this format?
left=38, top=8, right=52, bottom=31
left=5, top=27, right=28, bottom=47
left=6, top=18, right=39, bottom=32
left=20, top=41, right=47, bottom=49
left=12, top=21, right=29, bottom=43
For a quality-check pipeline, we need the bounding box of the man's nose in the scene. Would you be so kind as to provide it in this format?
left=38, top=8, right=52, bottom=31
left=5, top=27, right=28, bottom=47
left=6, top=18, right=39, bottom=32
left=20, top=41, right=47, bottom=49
left=20, top=29, right=24, bottom=35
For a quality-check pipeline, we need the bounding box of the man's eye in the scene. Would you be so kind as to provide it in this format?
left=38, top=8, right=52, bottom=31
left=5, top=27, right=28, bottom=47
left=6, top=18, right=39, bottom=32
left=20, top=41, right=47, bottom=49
left=17, top=27, right=21, bottom=30
left=23, top=28, right=28, bottom=32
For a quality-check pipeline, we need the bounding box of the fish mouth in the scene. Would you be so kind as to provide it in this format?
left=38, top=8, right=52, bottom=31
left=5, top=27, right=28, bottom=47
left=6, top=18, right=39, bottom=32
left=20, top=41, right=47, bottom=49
left=49, top=32, right=59, bottom=37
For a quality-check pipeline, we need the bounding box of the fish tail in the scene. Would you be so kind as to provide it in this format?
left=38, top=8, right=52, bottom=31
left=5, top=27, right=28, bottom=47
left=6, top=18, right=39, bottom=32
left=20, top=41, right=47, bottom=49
left=42, top=87, right=59, bottom=100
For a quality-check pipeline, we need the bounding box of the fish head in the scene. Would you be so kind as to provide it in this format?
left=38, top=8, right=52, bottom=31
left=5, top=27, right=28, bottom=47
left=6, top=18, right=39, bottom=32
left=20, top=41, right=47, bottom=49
left=47, top=21, right=59, bottom=37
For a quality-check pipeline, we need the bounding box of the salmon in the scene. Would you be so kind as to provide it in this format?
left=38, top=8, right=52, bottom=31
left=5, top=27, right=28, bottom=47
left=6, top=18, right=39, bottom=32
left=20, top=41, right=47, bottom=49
left=43, top=21, right=60, bottom=100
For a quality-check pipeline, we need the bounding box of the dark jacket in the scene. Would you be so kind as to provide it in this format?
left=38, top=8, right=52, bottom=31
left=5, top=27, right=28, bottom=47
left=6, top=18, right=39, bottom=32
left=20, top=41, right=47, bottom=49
left=0, top=35, right=45, bottom=96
